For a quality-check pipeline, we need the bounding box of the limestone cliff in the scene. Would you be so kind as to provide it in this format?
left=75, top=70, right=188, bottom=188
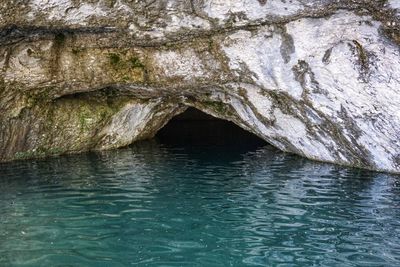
left=1, top=0, right=400, bottom=173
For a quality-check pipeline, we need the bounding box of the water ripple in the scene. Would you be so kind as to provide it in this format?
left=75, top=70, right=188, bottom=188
left=0, top=142, right=399, bottom=266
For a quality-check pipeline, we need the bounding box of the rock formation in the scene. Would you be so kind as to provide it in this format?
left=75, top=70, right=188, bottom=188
left=0, top=0, right=399, bottom=173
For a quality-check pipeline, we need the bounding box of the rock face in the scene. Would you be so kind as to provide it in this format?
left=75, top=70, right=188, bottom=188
left=0, top=0, right=399, bottom=173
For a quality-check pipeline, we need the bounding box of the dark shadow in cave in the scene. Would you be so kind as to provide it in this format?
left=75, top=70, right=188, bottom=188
left=155, top=107, right=268, bottom=149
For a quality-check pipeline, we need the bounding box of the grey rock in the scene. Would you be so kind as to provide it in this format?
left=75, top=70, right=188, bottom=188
left=0, top=0, right=399, bottom=173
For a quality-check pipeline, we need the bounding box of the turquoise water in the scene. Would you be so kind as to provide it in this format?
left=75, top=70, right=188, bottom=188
left=1, top=120, right=400, bottom=266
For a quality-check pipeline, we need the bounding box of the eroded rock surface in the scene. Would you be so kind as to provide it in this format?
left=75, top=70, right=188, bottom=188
left=1, top=0, right=400, bottom=173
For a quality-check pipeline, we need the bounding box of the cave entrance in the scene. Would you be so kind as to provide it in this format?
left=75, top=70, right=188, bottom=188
left=155, top=107, right=267, bottom=149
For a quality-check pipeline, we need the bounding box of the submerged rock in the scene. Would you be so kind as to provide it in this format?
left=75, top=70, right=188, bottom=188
left=0, top=0, right=399, bottom=173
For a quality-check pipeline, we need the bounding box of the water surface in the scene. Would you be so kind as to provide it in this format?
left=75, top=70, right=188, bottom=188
left=1, top=121, right=400, bottom=266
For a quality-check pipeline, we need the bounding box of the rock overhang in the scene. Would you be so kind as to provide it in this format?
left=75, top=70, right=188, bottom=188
left=0, top=1, right=400, bottom=173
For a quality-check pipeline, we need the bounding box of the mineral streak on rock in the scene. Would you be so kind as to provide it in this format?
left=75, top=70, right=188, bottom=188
left=0, top=0, right=399, bottom=173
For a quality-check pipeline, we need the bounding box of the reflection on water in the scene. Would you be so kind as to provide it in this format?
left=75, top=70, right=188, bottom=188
left=0, top=140, right=400, bottom=266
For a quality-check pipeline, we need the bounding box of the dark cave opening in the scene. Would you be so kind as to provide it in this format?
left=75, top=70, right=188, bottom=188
left=155, top=107, right=267, bottom=148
